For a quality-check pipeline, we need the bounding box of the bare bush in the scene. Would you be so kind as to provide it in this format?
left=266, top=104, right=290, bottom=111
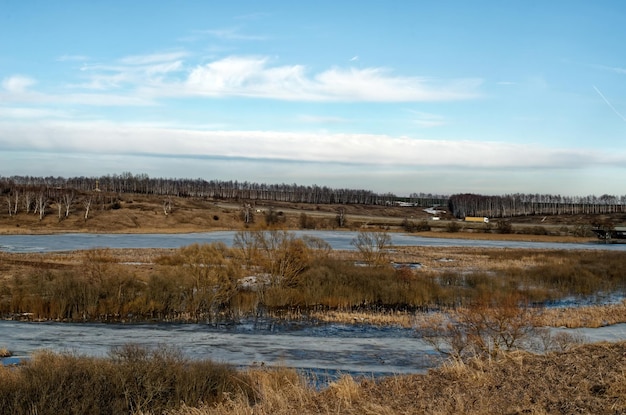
left=418, top=295, right=538, bottom=360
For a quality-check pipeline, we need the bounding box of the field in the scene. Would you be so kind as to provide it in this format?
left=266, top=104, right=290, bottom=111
left=1, top=194, right=626, bottom=414
left=0, top=192, right=614, bottom=238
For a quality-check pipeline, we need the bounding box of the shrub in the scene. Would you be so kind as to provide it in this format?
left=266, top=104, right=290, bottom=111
left=418, top=294, right=538, bottom=360
left=496, top=220, right=512, bottom=234
left=0, top=346, right=254, bottom=415
left=402, top=218, right=431, bottom=232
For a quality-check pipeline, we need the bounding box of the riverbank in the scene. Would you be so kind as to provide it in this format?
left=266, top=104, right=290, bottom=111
left=0, top=194, right=605, bottom=243
left=1, top=341, right=625, bottom=415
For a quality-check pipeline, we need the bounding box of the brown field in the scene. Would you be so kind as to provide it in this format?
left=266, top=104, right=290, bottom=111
left=0, top=193, right=608, bottom=240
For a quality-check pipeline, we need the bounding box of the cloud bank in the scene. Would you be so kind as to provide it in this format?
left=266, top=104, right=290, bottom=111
left=0, top=121, right=618, bottom=170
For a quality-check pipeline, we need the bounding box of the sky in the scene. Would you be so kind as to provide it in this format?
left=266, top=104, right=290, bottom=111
left=1, top=1, right=626, bottom=196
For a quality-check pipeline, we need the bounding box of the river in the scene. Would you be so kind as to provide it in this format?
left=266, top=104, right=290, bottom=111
left=1, top=231, right=625, bottom=376
left=1, top=319, right=626, bottom=376
left=0, top=319, right=438, bottom=377
left=1, top=230, right=624, bottom=253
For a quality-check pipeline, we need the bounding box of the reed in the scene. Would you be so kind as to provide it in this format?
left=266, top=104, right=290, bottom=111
left=0, top=345, right=254, bottom=415
left=166, top=342, right=626, bottom=415
left=2, top=244, right=626, bottom=324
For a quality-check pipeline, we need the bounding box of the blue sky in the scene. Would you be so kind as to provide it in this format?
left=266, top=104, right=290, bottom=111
left=1, top=1, right=626, bottom=196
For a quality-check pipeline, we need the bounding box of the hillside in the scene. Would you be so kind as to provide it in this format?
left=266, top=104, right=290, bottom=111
left=0, top=192, right=616, bottom=241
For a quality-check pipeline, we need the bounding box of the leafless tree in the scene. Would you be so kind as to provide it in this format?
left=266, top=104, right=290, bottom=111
left=57, top=198, right=63, bottom=221
left=23, top=191, right=33, bottom=214
left=83, top=196, right=92, bottom=220
left=35, top=191, right=46, bottom=220
left=241, top=203, right=252, bottom=224
left=351, top=230, right=392, bottom=266
left=63, top=191, right=74, bottom=218
left=5, top=193, right=12, bottom=217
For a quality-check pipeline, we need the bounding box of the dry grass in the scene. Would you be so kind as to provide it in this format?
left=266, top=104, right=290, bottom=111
left=0, top=193, right=601, bottom=242
left=537, top=300, right=626, bottom=328
left=0, top=345, right=254, bottom=415
left=164, top=341, right=626, bottom=415
left=308, top=301, right=626, bottom=330
left=0, top=347, right=11, bottom=358
left=3, top=244, right=626, bottom=325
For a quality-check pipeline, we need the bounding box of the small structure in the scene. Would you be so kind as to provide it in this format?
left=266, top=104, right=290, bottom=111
left=465, top=216, right=489, bottom=223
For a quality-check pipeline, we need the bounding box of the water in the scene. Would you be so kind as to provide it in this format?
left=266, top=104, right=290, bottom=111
left=0, top=320, right=437, bottom=376
left=1, top=230, right=624, bottom=253
left=2, top=231, right=625, bottom=375
left=2, top=319, right=626, bottom=375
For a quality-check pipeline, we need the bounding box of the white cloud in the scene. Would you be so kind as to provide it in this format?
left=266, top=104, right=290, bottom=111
left=2, top=75, right=37, bottom=93
left=3, top=55, right=482, bottom=106
left=185, top=56, right=482, bottom=102
left=0, top=88, right=155, bottom=106
left=297, top=114, right=349, bottom=124
left=202, top=27, right=268, bottom=41
left=0, top=107, right=70, bottom=119
left=76, top=52, right=186, bottom=90
left=0, top=120, right=619, bottom=170
left=118, top=51, right=189, bottom=65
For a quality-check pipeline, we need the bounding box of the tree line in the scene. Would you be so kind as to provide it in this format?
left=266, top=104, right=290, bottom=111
left=1, top=173, right=624, bottom=220
left=448, top=193, right=626, bottom=219
left=0, top=173, right=449, bottom=221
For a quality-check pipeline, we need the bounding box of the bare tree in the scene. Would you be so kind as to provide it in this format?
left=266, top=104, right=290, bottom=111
left=63, top=191, right=74, bottom=218
left=351, top=230, right=392, bottom=266
left=11, top=190, right=19, bottom=215
left=241, top=203, right=253, bottom=224
left=253, top=230, right=311, bottom=288
left=57, top=198, right=63, bottom=221
left=35, top=191, right=47, bottom=220
left=5, top=193, right=12, bottom=217
left=418, top=294, right=537, bottom=361
left=83, top=196, right=92, bottom=220
left=23, top=191, right=33, bottom=214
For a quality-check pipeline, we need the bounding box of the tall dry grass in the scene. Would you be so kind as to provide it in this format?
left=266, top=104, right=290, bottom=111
left=0, top=345, right=254, bottom=415
left=2, top=243, right=626, bottom=324
left=166, top=342, right=626, bottom=415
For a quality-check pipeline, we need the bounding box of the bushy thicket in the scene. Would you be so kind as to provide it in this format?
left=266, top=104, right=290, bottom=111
left=0, top=345, right=253, bottom=415
left=2, top=232, right=626, bottom=322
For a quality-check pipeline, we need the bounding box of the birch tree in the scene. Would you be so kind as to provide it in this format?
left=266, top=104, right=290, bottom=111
left=63, top=191, right=74, bottom=217
left=83, top=196, right=92, bottom=220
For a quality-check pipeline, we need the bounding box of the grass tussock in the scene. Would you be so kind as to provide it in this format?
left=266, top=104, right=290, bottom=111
left=537, top=300, right=626, bottom=328
left=0, top=347, right=11, bottom=358
left=167, top=342, right=626, bottom=415
left=0, top=345, right=254, bottom=415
